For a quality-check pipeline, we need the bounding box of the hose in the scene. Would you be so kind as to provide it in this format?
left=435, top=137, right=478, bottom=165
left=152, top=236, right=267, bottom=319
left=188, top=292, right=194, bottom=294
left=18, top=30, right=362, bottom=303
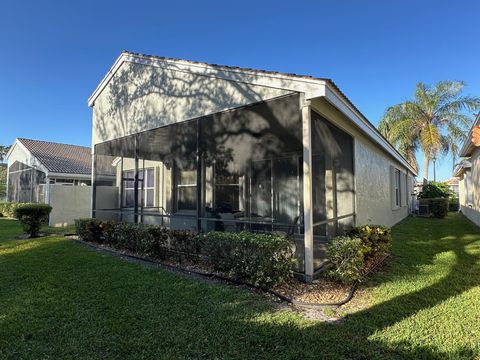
left=73, top=238, right=389, bottom=309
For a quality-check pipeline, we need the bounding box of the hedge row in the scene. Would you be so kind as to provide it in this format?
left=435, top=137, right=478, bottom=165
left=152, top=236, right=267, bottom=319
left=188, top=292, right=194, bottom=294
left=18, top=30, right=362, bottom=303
left=0, top=202, right=34, bottom=218
left=419, top=198, right=449, bottom=218
left=75, top=219, right=295, bottom=287
left=327, top=224, right=391, bottom=284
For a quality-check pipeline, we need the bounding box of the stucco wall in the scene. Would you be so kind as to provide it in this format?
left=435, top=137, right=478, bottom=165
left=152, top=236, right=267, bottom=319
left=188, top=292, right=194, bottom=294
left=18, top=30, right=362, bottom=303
left=354, top=140, right=409, bottom=226
left=92, top=61, right=291, bottom=145
left=7, top=142, right=47, bottom=173
left=459, top=147, right=480, bottom=226
left=311, top=98, right=412, bottom=227
left=48, top=185, right=91, bottom=226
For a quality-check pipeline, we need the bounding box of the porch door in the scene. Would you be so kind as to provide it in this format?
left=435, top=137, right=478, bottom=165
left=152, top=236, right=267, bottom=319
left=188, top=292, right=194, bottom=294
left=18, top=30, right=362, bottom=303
left=273, top=156, right=301, bottom=225
left=250, top=159, right=272, bottom=218
left=250, top=156, right=302, bottom=225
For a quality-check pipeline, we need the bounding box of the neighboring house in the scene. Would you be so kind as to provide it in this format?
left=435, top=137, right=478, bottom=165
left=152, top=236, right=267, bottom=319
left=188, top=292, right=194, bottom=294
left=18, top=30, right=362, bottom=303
left=6, top=138, right=93, bottom=226
left=88, top=51, right=417, bottom=280
left=455, top=113, right=480, bottom=226
left=444, top=177, right=459, bottom=198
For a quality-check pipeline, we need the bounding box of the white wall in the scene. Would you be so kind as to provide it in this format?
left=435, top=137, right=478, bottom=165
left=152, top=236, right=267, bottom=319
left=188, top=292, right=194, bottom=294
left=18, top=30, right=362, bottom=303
left=92, top=61, right=291, bottom=145
left=48, top=185, right=91, bottom=226
left=459, top=147, right=480, bottom=226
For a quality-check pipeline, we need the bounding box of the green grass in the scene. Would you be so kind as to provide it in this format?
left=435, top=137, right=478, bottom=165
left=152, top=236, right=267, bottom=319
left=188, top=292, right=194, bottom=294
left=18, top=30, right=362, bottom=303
left=0, top=214, right=479, bottom=359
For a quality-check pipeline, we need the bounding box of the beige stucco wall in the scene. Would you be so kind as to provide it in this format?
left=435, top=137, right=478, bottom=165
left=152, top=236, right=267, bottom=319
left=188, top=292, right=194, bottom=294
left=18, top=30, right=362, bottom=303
left=92, top=61, right=291, bottom=145
left=48, top=185, right=91, bottom=226
left=311, top=98, right=413, bottom=227
left=459, top=147, right=480, bottom=226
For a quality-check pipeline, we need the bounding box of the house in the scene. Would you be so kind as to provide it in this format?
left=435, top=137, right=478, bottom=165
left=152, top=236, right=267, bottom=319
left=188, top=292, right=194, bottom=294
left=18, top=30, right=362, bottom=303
left=455, top=113, right=480, bottom=225
left=88, top=51, right=417, bottom=281
left=6, top=138, right=93, bottom=226
left=444, top=177, right=459, bottom=198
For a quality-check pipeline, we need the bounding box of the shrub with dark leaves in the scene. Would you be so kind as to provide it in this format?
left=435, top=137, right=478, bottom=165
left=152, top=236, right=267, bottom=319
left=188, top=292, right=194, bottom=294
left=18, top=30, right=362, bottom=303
left=14, top=204, right=52, bottom=237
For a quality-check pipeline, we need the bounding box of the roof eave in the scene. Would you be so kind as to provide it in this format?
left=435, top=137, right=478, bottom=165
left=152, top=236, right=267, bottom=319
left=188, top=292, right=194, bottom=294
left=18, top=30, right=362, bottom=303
left=88, top=51, right=328, bottom=107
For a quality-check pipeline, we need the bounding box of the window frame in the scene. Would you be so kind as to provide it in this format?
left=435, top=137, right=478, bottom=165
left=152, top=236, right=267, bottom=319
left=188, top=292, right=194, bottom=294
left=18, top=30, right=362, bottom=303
left=174, top=163, right=197, bottom=213
left=394, top=168, right=401, bottom=208
left=122, top=168, right=155, bottom=208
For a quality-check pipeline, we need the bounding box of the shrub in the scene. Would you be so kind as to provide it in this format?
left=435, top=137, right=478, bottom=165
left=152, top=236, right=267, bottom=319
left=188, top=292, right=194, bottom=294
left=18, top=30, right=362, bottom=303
left=418, top=182, right=451, bottom=199
left=74, top=219, right=295, bottom=288
left=75, top=218, right=104, bottom=243
left=202, top=231, right=295, bottom=287
left=348, top=224, right=391, bottom=257
left=418, top=198, right=449, bottom=218
left=14, top=204, right=52, bottom=237
left=141, top=225, right=169, bottom=257
left=168, top=230, right=201, bottom=261
left=429, top=198, right=449, bottom=218
left=326, top=236, right=364, bottom=284
left=114, top=222, right=154, bottom=253
left=449, top=198, right=459, bottom=212
left=0, top=202, right=31, bottom=218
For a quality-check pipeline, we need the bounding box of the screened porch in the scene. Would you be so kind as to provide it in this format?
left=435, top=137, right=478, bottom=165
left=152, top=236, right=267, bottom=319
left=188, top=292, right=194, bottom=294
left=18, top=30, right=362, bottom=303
left=92, top=94, right=355, bottom=276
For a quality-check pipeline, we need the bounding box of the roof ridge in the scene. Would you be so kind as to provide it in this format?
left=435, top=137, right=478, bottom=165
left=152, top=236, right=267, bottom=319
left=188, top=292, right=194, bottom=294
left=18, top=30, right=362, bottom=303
left=18, top=137, right=90, bottom=150
left=121, top=50, right=332, bottom=83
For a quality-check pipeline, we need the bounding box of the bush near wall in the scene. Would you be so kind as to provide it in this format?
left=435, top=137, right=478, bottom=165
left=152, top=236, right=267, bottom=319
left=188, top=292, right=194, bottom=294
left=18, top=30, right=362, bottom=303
left=419, top=198, right=449, bottom=218
left=0, top=202, right=33, bottom=218
left=449, top=198, right=460, bottom=212
left=348, top=224, right=391, bottom=258
left=200, top=231, right=295, bottom=287
left=328, top=224, right=392, bottom=284
left=326, top=236, right=365, bottom=284
left=418, top=182, right=452, bottom=199
left=74, top=219, right=295, bottom=288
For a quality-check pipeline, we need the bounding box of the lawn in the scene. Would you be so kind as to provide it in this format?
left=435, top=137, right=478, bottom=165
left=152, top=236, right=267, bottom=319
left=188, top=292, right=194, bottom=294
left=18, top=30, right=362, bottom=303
left=0, top=213, right=479, bottom=359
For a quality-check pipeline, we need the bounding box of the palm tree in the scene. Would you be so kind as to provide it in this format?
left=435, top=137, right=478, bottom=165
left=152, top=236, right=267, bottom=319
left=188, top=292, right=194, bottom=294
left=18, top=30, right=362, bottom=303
left=379, top=81, right=480, bottom=180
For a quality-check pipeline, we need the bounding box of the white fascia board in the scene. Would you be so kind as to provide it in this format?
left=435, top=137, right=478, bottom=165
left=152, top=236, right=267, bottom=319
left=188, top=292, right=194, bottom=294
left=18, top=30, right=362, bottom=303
left=323, top=84, right=417, bottom=175
left=460, top=113, right=480, bottom=157
left=48, top=172, right=91, bottom=179
left=88, top=52, right=326, bottom=107
left=9, top=139, right=49, bottom=174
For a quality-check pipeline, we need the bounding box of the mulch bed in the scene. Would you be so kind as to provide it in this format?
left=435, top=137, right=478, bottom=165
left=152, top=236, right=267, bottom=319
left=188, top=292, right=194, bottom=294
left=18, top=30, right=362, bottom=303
left=73, top=237, right=389, bottom=307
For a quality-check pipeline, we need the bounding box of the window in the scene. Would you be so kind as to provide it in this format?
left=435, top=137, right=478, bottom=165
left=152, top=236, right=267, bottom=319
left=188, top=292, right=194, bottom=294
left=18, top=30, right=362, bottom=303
left=175, top=165, right=196, bottom=211
left=123, top=170, right=135, bottom=207
left=214, top=163, right=240, bottom=212
left=394, top=169, right=401, bottom=207
left=144, top=168, right=154, bottom=207
left=122, top=168, right=155, bottom=208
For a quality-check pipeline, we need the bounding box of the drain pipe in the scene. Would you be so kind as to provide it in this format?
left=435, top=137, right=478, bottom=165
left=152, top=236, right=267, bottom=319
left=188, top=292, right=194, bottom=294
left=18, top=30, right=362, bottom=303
left=74, top=238, right=389, bottom=309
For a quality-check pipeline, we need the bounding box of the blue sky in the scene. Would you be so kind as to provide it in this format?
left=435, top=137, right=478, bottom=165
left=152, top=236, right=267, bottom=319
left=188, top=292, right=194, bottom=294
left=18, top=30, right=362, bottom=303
left=0, top=0, right=479, bottom=181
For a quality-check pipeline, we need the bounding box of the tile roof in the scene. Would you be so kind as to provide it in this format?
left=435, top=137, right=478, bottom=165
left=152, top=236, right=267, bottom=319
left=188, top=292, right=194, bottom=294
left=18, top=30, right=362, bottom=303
left=18, top=138, right=91, bottom=175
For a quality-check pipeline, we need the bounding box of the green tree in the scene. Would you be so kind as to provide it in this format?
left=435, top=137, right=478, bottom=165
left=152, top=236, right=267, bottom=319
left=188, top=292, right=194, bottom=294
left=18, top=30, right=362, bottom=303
left=379, top=81, right=480, bottom=180
left=0, top=145, right=10, bottom=164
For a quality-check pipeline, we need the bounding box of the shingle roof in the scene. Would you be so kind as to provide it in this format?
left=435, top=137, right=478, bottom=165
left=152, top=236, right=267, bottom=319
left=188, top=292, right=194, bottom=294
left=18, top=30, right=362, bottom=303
left=18, top=138, right=91, bottom=175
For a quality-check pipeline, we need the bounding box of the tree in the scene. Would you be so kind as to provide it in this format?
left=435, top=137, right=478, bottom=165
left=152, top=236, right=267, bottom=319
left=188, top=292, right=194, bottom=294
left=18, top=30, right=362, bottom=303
left=0, top=145, right=10, bottom=164
left=379, top=81, right=480, bottom=180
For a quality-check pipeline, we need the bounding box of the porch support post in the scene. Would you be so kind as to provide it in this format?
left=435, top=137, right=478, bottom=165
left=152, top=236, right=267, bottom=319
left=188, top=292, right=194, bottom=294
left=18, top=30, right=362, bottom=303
left=133, top=135, right=139, bottom=224
left=91, top=153, right=97, bottom=218
left=301, top=95, right=314, bottom=282
left=196, top=119, right=202, bottom=232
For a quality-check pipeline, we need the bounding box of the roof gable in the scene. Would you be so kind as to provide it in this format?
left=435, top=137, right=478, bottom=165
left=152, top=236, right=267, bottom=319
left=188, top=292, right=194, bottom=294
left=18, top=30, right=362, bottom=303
left=88, top=51, right=417, bottom=175
left=17, top=138, right=91, bottom=175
